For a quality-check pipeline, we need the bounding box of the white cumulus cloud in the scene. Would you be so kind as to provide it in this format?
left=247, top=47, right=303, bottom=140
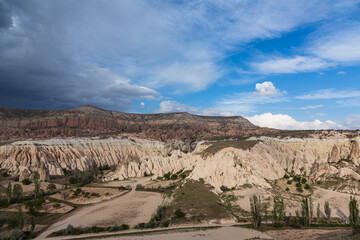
left=254, top=81, right=282, bottom=96
left=246, top=113, right=343, bottom=130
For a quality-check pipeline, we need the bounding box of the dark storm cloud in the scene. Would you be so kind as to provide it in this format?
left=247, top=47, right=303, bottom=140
left=0, top=0, right=159, bottom=111
left=0, top=1, right=12, bottom=29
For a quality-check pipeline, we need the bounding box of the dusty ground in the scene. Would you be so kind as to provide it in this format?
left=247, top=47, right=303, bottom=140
left=265, top=228, right=352, bottom=240
left=37, top=177, right=162, bottom=239
left=51, top=186, right=124, bottom=204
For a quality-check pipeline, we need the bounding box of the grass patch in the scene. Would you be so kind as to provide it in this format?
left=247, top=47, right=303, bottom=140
left=202, top=139, right=258, bottom=157
left=164, top=180, right=231, bottom=224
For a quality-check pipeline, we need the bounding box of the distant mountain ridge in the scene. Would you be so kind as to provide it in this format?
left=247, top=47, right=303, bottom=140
left=0, top=105, right=274, bottom=141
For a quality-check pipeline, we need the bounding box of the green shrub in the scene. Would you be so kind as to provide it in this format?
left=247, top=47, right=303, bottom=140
left=53, top=203, right=61, bottom=208
left=90, top=192, right=100, bottom=197
left=220, top=185, right=231, bottom=192
left=242, top=183, right=253, bottom=188
left=162, top=220, right=170, bottom=227
left=1, top=171, right=9, bottom=177
left=163, top=172, right=171, bottom=180
left=296, top=187, right=303, bottom=193
left=285, top=187, right=290, bottom=191
left=66, top=224, right=75, bottom=235
left=174, top=209, right=185, bottom=218
left=272, top=222, right=283, bottom=228
left=287, top=180, right=292, bottom=185
left=304, top=184, right=311, bottom=190
left=8, top=229, right=26, bottom=240
left=134, top=223, right=146, bottom=229
left=135, top=184, right=144, bottom=190
left=47, top=183, right=57, bottom=191
left=170, top=174, right=178, bottom=180
left=22, top=179, right=31, bottom=185
left=73, top=188, right=82, bottom=196
left=283, top=174, right=290, bottom=179
left=295, top=182, right=302, bottom=188
left=293, top=176, right=301, bottom=182
left=301, top=178, right=307, bottom=184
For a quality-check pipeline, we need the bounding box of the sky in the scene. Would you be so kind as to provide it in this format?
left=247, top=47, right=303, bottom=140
left=1, top=0, right=360, bottom=130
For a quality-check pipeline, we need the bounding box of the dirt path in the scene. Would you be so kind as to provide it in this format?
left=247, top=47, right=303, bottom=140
left=265, top=228, right=351, bottom=240
left=37, top=225, right=273, bottom=240
left=37, top=177, right=162, bottom=239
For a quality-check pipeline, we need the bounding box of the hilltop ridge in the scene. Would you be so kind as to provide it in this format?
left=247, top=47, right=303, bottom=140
left=0, top=105, right=272, bottom=141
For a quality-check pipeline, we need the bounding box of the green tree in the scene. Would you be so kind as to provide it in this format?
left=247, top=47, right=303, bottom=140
left=301, top=196, right=311, bottom=227
left=272, top=196, right=285, bottom=226
left=324, top=201, right=331, bottom=223
left=33, top=171, right=40, bottom=198
left=13, top=184, right=23, bottom=203
left=6, top=182, right=12, bottom=204
left=316, top=203, right=321, bottom=224
left=250, top=195, right=262, bottom=228
left=349, top=196, right=360, bottom=234
left=17, top=205, right=24, bottom=230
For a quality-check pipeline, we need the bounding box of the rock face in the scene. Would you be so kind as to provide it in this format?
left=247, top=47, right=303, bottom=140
left=0, top=105, right=272, bottom=142
left=1, top=134, right=360, bottom=191
left=19, top=167, right=31, bottom=181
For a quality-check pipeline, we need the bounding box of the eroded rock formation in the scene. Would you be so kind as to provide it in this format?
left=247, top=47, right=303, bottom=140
left=1, top=134, right=360, bottom=191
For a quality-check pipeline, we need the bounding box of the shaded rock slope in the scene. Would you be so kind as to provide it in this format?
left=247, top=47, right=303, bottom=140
left=0, top=105, right=271, bottom=142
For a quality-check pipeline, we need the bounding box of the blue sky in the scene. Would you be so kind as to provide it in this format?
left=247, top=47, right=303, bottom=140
left=1, top=0, right=360, bottom=129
